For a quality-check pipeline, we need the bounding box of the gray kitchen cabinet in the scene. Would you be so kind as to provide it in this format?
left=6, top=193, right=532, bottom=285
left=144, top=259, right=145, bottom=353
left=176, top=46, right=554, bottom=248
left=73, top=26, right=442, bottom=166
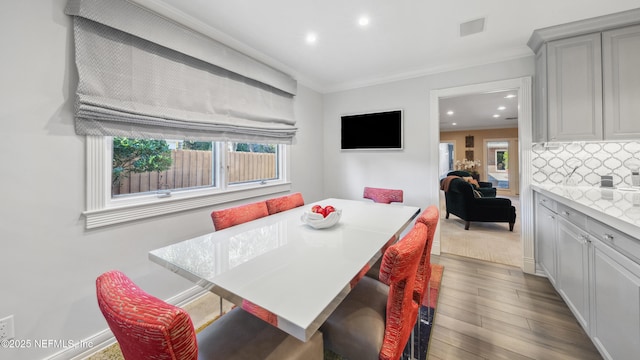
left=547, top=33, right=603, bottom=141
left=588, top=218, right=640, bottom=360
left=603, top=24, right=640, bottom=140
left=533, top=44, right=547, bottom=143
left=556, top=216, right=591, bottom=330
left=535, top=193, right=557, bottom=285
left=533, top=188, right=640, bottom=360
left=590, top=239, right=640, bottom=360
left=528, top=9, right=640, bottom=142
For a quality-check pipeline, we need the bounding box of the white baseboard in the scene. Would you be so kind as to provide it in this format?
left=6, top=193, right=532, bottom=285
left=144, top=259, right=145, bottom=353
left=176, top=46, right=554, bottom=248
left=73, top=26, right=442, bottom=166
left=522, top=256, right=536, bottom=274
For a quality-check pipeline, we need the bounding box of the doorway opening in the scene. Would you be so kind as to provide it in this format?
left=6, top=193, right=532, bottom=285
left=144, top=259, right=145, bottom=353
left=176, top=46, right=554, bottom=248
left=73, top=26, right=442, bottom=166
left=431, top=77, right=534, bottom=272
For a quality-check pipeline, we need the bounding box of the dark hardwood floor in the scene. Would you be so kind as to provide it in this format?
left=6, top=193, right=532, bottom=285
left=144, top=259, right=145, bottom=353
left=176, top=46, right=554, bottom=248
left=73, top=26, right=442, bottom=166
left=428, top=254, right=603, bottom=360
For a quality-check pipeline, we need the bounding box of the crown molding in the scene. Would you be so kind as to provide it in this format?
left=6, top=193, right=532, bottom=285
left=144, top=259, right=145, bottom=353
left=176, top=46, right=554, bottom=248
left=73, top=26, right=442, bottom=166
left=528, top=8, right=640, bottom=53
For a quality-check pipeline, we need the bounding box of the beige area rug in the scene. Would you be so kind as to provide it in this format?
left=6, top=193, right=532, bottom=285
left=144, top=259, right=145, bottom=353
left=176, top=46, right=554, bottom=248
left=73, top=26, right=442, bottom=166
left=439, top=193, right=521, bottom=267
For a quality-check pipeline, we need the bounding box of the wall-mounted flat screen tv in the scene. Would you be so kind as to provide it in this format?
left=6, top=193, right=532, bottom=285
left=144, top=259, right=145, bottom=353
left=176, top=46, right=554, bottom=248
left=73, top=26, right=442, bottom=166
left=341, top=109, right=403, bottom=150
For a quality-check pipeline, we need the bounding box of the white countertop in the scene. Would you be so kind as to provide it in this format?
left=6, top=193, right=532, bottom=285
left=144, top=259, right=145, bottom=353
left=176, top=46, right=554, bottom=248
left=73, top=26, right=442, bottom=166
left=532, top=184, right=640, bottom=239
left=149, top=198, right=420, bottom=341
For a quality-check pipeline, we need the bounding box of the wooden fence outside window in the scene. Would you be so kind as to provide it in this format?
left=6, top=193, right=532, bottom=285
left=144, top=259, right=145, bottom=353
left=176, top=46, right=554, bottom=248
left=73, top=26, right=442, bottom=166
left=112, top=150, right=276, bottom=196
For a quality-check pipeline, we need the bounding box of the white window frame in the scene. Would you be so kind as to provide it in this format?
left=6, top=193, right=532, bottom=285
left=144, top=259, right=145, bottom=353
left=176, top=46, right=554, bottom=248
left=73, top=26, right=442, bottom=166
left=83, top=136, right=291, bottom=229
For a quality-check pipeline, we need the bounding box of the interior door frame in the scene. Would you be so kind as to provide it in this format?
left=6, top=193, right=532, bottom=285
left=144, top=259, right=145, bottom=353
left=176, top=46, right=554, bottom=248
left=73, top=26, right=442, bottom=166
left=430, top=77, right=535, bottom=274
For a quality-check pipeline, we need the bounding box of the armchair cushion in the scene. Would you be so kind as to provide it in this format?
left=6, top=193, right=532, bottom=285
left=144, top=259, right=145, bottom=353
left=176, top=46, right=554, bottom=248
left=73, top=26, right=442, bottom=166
left=446, top=171, right=496, bottom=197
left=476, top=186, right=497, bottom=198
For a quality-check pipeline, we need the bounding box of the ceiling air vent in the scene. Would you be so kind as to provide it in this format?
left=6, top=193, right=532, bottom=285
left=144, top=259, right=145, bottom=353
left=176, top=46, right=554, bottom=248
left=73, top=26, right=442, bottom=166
left=459, top=17, right=486, bottom=37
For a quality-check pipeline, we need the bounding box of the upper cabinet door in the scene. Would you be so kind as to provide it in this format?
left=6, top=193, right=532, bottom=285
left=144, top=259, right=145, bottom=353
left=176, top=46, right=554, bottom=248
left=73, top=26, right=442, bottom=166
left=603, top=24, right=640, bottom=140
left=533, top=44, right=548, bottom=143
left=547, top=33, right=603, bottom=141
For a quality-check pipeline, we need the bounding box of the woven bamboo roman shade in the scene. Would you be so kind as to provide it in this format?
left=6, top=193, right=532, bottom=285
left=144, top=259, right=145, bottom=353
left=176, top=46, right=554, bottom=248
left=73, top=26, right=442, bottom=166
left=65, top=0, right=297, bottom=143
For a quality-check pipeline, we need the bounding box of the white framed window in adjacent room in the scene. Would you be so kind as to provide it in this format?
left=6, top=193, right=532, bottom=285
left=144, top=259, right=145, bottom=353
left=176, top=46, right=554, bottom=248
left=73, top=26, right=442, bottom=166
left=84, top=136, right=290, bottom=229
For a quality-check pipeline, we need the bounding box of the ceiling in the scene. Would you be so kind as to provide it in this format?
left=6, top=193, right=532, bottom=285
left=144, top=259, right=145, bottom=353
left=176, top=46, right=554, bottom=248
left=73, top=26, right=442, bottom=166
left=439, top=90, right=518, bottom=132
left=145, top=0, right=640, bottom=93
left=138, top=0, right=640, bottom=129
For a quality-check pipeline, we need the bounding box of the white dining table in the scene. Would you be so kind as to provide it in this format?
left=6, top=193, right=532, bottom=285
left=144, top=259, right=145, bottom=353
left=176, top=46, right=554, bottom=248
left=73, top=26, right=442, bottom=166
left=149, top=198, right=420, bottom=341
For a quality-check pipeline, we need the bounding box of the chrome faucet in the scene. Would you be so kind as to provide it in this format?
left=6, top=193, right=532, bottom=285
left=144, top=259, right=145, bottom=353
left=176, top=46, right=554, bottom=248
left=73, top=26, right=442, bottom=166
left=563, top=164, right=580, bottom=186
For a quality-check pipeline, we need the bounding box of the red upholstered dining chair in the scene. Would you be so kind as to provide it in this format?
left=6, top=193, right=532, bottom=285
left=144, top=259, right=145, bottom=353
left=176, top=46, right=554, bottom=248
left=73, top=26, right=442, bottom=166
left=96, top=270, right=323, bottom=360
left=266, top=192, right=305, bottom=214
left=363, top=186, right=404, bottom=204
left=413, top=206, right=439, bottom=302
left=414, top=205, right=439, bottom=324
left=320, top=222, right=428, bottom=360
left=362, top=186, right=405, bottom=280
left=210, top=201, right=269, bottom=230
left=210, top=201, right=271, bottom=314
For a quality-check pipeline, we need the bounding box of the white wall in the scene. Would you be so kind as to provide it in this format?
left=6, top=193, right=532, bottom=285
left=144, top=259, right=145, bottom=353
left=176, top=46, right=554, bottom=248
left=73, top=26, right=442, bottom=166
left=322, top=58, right=535, bottom=209
left=0, top=1, right=323, bottom=359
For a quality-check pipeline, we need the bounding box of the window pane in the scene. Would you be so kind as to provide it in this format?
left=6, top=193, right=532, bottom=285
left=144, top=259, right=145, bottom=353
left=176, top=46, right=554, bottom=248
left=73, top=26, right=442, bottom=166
left=487, top=141, right=509, bottom=189
left=227, top=143, right=279, bottom=185
left=438, top=142, right=455, bottom=178
left=112, top=138, right=215, bottom=197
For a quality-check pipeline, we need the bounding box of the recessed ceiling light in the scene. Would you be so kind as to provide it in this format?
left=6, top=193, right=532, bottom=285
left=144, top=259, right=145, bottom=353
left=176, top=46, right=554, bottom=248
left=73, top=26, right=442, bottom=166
left=497, top=106, right=506, bottom=111
left=493, top=114, right=500, bottom=118
left=305, top=32, right=317, bottom=44
left=504, top=94, right=516, bottom=99
left=447, top=110, right=454, bottom=115
left=358, top=16, right=370, bottom=27
left=452, top=122, right=457, bottom=126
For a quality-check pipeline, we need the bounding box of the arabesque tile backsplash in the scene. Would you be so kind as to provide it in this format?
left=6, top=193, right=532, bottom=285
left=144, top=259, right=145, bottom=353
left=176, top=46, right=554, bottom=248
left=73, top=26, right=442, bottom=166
left=532, top=141, right=640, bottom=187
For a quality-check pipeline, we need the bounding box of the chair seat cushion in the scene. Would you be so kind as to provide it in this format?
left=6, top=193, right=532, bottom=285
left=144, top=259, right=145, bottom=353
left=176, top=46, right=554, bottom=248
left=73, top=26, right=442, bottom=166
left=320, top=276, right=388, bottom=360
left=197, top=307, right=323, bottom=360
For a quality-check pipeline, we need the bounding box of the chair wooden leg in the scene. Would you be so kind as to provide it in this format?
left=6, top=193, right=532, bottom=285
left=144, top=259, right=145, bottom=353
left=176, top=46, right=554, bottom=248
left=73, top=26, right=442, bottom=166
left=445, top=212, right=450, bottom=219
left=509, top=222, right=514, bottom=231
left=464, top=221, right=470, bottom=230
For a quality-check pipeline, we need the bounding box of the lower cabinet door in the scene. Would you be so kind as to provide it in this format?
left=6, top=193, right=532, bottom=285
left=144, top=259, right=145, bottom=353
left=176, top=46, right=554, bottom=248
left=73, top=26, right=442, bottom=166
left=557, top=219, right=590, bottom=329
left=536, top=204, right=557, bottom=284
left=591, top=240, right=640, bottom=360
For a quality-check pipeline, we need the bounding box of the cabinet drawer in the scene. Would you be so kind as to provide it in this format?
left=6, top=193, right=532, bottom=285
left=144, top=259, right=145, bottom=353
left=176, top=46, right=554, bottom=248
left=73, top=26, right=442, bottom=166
left=588, top=218, right=640, bottom=264
left=536, top=193, right=557, bottom=212
left=557, top=203, right=586, bottom=228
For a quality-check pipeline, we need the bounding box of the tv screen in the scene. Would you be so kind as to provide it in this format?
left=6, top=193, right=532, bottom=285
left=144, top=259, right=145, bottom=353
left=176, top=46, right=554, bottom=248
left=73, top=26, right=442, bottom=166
left=341, top=110, right=403, bottom=150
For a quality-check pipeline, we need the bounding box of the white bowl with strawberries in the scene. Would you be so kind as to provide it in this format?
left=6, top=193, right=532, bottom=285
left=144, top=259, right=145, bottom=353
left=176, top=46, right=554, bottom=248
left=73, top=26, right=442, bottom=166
left=301, top=204, right=342, bottom=229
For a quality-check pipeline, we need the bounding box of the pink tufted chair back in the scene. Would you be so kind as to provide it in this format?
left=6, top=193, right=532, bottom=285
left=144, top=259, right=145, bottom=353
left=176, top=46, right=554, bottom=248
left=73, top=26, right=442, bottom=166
left=363, top=187, right=404, bottom=204
left=266, top=192, right=305, bottom=214
left=210, top=201, right=269, bottom=230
